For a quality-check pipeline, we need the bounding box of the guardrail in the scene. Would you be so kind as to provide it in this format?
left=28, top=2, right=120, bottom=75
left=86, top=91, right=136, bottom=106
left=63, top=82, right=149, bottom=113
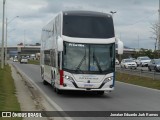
left=116, top=67, right=160, bottom=80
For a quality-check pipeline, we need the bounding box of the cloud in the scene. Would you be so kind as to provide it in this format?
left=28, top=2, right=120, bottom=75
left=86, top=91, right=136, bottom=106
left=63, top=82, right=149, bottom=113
left=0, top=0, right=159, bottom=49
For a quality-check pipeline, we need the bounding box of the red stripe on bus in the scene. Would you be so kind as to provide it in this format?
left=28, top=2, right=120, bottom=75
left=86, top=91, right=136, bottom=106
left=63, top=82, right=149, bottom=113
left=60, top=70, right=64, bottom=85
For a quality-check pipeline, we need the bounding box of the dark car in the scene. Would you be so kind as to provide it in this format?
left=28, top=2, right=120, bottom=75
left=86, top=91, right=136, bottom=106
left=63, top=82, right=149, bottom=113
left=148, top=59, right=160, bottom=72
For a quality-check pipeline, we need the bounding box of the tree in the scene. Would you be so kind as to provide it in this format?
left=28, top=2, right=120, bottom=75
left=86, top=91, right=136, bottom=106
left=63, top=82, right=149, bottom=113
left=17, top=42, right=23, bottom=46
left=35, top=43, right=41, bottom=46
left=150, top=22, right=160, bottom=51
left=135, top=49, right=155, bottom=59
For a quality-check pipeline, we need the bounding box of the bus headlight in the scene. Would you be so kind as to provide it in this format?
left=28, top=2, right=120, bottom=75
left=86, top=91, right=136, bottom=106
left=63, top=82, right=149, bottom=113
left=103, top=77, right=113, bottom=83
left=64, top=75, right=74, bottom=82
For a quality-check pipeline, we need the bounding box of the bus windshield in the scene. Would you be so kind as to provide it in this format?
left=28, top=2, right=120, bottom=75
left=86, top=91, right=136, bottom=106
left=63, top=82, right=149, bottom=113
left=63, top=42, right=115, bottom=74
left=63, top=15, right=114, bottom=38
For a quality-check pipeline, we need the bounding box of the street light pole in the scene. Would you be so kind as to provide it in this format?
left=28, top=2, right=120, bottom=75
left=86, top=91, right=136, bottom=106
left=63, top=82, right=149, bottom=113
left=110, top=11, right=117, bottom=17
left=24, top=30, right=26, bottom=47
left=138, top=34, right=140, bottom=51
left=110, top=11, right=121, bottom=60
left=110, top=11, right=117, bottom=36
left=5, top=18, right=7, bottom=65
left=5, top=16, right=19, bottom=65
left=158, top=0, right=160, bottom=56
left=1, top=0, right=6, bottom=69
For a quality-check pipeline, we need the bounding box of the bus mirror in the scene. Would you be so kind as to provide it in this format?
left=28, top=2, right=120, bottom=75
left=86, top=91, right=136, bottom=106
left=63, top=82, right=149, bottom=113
left=117, top=38, right=123, bottom=54
left=57, top=36, right=63, bottom=51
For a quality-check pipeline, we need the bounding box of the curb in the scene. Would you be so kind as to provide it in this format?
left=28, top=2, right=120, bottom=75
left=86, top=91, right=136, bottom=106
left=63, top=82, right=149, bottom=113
left=12, top=63, right=72, bottom=120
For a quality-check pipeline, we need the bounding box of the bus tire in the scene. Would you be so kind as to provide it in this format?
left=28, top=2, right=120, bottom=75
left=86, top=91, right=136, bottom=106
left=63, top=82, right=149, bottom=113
left=52, top=80, right=56, bottom=92
left=56, top=88, right=62, bottom=94
left=54, top=86, right=56, bottom=92
left=51, top=71, right=56, bottom=92
left=41, top=67, right=44, bottom=79
left=43, top=80, right=48, bottom=85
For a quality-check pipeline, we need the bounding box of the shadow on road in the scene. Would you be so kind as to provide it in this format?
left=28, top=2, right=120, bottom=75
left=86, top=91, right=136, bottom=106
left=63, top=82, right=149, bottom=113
left=46, top=83, right=113, bottom=98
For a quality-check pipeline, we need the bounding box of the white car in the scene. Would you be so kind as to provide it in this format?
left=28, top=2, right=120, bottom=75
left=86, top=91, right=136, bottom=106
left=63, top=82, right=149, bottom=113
left=129, top=58, right=136, bottom=62
left=121, top=59, right=137, bottom=69
left=20, top=57, right=28, bottom=64
left=136, top=56, right=151, bottom=67
left=13, top=58, right=18, bottom=62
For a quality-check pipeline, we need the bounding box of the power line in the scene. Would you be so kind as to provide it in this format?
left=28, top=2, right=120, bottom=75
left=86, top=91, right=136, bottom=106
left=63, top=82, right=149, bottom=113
left=123, top=12, right=157, bottom=27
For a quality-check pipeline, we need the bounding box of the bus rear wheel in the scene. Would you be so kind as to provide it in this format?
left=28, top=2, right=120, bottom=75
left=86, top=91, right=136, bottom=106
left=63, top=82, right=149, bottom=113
left=43, top=80, right=48, bottom=85
left=41, top=67, right=44, bottom=79
left=52, top=81, right=56, bottom=92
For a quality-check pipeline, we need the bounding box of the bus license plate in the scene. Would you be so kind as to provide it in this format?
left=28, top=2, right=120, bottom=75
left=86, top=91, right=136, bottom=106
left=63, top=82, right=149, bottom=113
left=84, top=84, right=94, bottom=88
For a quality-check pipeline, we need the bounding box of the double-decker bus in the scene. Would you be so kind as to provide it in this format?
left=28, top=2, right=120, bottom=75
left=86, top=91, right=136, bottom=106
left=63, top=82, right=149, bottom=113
left=40, top=11, right=123, bottom=94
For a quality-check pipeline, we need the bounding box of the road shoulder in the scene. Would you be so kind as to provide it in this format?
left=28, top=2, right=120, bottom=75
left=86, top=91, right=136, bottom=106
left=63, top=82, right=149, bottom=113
left=10, top=64, right=54, bottom=120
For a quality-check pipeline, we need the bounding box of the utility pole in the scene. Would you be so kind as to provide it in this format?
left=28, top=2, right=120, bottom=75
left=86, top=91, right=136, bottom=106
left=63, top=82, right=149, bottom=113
left=1, top=0, right=6, bottom=69
left=110, top=11, right=122, bottom=61
left=5, top=16, right=19, bottom=65
left=110, top=11, right=117, bottom=17
left=24, top=30, right=25, bottom=47
left=138, top=35, right=139, bottom=51
left=158, top=0, right=160, bottom=50
left=5, top=18, right=7, bottom=65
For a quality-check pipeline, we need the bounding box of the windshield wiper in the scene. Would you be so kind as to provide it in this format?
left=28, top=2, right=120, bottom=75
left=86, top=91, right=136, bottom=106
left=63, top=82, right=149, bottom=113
left=75, top=54, right=86, bottom=73
left=93, top=52, right=102, bottom=73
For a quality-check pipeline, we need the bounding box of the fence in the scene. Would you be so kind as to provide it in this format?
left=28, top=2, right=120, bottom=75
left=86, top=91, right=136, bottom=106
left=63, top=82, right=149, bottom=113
left=116, top=67, right=160, bottom=80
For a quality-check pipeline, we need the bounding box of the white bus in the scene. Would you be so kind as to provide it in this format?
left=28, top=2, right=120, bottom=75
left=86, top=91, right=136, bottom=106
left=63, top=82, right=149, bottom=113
left=40, top=11, right=123, bottom=94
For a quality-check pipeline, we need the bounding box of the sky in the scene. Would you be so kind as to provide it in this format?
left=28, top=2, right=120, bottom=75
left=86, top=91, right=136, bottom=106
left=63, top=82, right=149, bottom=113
left=0, top=0, right=159, bottom=49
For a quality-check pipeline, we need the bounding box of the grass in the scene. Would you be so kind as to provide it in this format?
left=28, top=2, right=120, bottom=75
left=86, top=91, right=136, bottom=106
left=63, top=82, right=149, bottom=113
left=0, top=65, right=21, bottom=120
left=28, top=59, right=40, bottom=65
left=116, top=72, right=160, bottom=90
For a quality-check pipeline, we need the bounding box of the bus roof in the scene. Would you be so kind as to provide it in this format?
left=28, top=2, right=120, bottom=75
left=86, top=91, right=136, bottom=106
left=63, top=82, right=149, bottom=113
left=62, top=10, right=111, bottom=17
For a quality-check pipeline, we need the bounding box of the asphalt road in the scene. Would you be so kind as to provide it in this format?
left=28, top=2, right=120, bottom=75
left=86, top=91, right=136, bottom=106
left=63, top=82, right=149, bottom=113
left=12, top=62, right=160, bottom=120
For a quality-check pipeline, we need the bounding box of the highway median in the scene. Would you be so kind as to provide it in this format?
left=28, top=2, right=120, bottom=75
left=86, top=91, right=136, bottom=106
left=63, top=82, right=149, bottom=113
left=28, top=59, right=40, bottom=65
left=116, top=72, right=160, bottom=90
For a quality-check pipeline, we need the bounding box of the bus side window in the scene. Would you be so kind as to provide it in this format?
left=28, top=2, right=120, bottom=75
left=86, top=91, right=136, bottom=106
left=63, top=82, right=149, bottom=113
left=44, top=50, right=51, bottom=66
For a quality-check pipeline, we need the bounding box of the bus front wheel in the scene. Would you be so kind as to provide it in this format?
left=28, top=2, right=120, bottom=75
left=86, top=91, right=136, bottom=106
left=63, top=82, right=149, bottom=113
left=56, top=88, right=62, bottom=94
